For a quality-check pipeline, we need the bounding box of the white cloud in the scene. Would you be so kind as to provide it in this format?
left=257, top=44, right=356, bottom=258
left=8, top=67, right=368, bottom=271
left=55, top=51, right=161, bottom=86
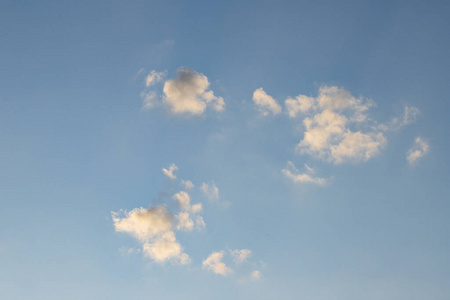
left=142, top=231, right=190, bottom=264
left=407, top=137, right=429, bottom=165
left=173, top=191, right=191, bottom=211
left=252, top=88, right=282, bottom=116
left=230, top=249, right=252, bottom=264
left=112, top=206, right=174, bottom=242
left=288, top=86, right=388, bottom=164
left=282, top=161, right=327, bottom=185
left=112, top=206, right=190, bottom=264
left=181, top=180, right=194, bottom=190
left=145, top=70, right=167, bottom=87
left=162, top=68, right=225, bottom=115
left=201, top=181, right=219, bottom=201
left=202, top=251, right=232, bottom=276
left=162, top=163, right=178, bottom=179
left=285, top=94, right=316, bottom=118
left=251, top=270, right=261, bottom=280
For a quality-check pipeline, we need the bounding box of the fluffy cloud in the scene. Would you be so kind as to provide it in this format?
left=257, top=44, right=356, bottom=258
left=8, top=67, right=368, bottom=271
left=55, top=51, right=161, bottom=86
left=201, top=181, right=219, bottom=201
left=230, top=249, right=252, bottom=264
left=162, top=163, right=178, bottom=179
left=407, top=137, right=429, bottom=165
left=142, top=232, right=190, bottom=264
left=163, top=68, right=225, bottom=115
left=112, top=172, right=206, bottom=264
left=173, top=191, right=205, bottom=231
left=140, top=68, right=224, bottom=115
left=112, top=206, right=190, bottom=264
left=202, top=251, right=232, bottom=276
left=287, top=86, right=389, bottom=164
left=282, top=161, right=327, bottom=185
left=112, top=206, right=174, bottom=242
left=252, top=88, right=282, bottom=116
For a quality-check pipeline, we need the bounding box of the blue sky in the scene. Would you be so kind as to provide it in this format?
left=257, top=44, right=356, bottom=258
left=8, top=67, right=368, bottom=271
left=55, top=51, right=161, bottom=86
left=1, top=0, right=450, bottom=299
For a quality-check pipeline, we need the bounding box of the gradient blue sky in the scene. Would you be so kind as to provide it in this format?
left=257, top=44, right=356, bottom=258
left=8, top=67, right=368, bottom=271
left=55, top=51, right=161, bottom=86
left=1, top=0, right=450, bottom=299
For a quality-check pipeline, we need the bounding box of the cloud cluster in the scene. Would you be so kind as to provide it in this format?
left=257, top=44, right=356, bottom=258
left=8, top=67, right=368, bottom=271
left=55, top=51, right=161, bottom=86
left=406, top=137, right=429, bottom=165
left=112, top=206, right=190, bottom=264
left=112, top=165, right=206, bottom=264
left=253, top=86, right=419, bottom=165
left=282, top=161, right=327, bottom=185
left=288, top=86, right=387, bottom=164
left=140, top=68, right=225, bottom=116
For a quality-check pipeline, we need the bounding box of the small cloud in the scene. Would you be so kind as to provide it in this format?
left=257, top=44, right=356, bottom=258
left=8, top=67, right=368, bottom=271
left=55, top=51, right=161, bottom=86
left=287, top=86, right=387, bottom=164
left=145, top=70, right=167, bottom=87
left=252, top=88, right=282, bottom=116
left=230, top=249, right=252, bottom=264
left=112, top=206, right=190, bottom=264
left=140, top=68, right=224, bottom=116
left=163, top=68, right=225, bottom=115
left=181, top=180, right=194, bottom=190
left=250, top=270, right=261, bottom=280
left=282, top=161, right=327, bottom=185
left=407, top=137, right=429, bottom=165
left=162, top=163, right=178, bottom=179
left=201, top=181, right=219, bottom=201
left=202, top=251, right=232, bottom=276
left=173, top=191, right=191, bottom=211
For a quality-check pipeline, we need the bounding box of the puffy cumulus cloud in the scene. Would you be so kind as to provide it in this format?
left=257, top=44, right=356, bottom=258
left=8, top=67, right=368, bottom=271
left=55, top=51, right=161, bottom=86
left=112, top=206, right=174, bottom=242
left=112, top=175, right=207, bottom=264
left=282, top=161, right=327, bottom=185
left=140, top=68, right=224, bottom=115
left=173, top=191, right=191, bottom=211
left=201, top=181, right=219, bottom=201
left=163, top=68, right=225, bottom=115
left=202, top=251, right=232, bottom=276
left=112, top=206, right=190, bottom=264
left=407, top=137, right=429, bottom=165
left=287, top=86, right=389, bottom=164
left=252, top=88, right=282, bottom=116
left=230, top=249, right=252, bottom=264
left=162, top=163, right=178, bottom=179
left=173, top=191, right=205, bottom=231
left=251, top=270, right=261, bottom=280
left=142, top=232, right=190, bottom=265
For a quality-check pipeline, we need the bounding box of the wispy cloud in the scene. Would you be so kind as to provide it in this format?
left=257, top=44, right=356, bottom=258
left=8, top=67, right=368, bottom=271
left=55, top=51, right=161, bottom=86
left=282, top=161, right=327, bottom=185
left=200, top=181, right=219, bottom=201
left=407, top=137, right=429, bottom=165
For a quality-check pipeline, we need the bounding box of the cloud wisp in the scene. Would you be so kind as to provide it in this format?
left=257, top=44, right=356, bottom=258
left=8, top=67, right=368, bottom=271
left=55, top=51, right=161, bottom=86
left=406, top=137, right=429, bottom=165
left=282, top=161, right=327, bottom=185
left=140, top=67, right=225, bottom=116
